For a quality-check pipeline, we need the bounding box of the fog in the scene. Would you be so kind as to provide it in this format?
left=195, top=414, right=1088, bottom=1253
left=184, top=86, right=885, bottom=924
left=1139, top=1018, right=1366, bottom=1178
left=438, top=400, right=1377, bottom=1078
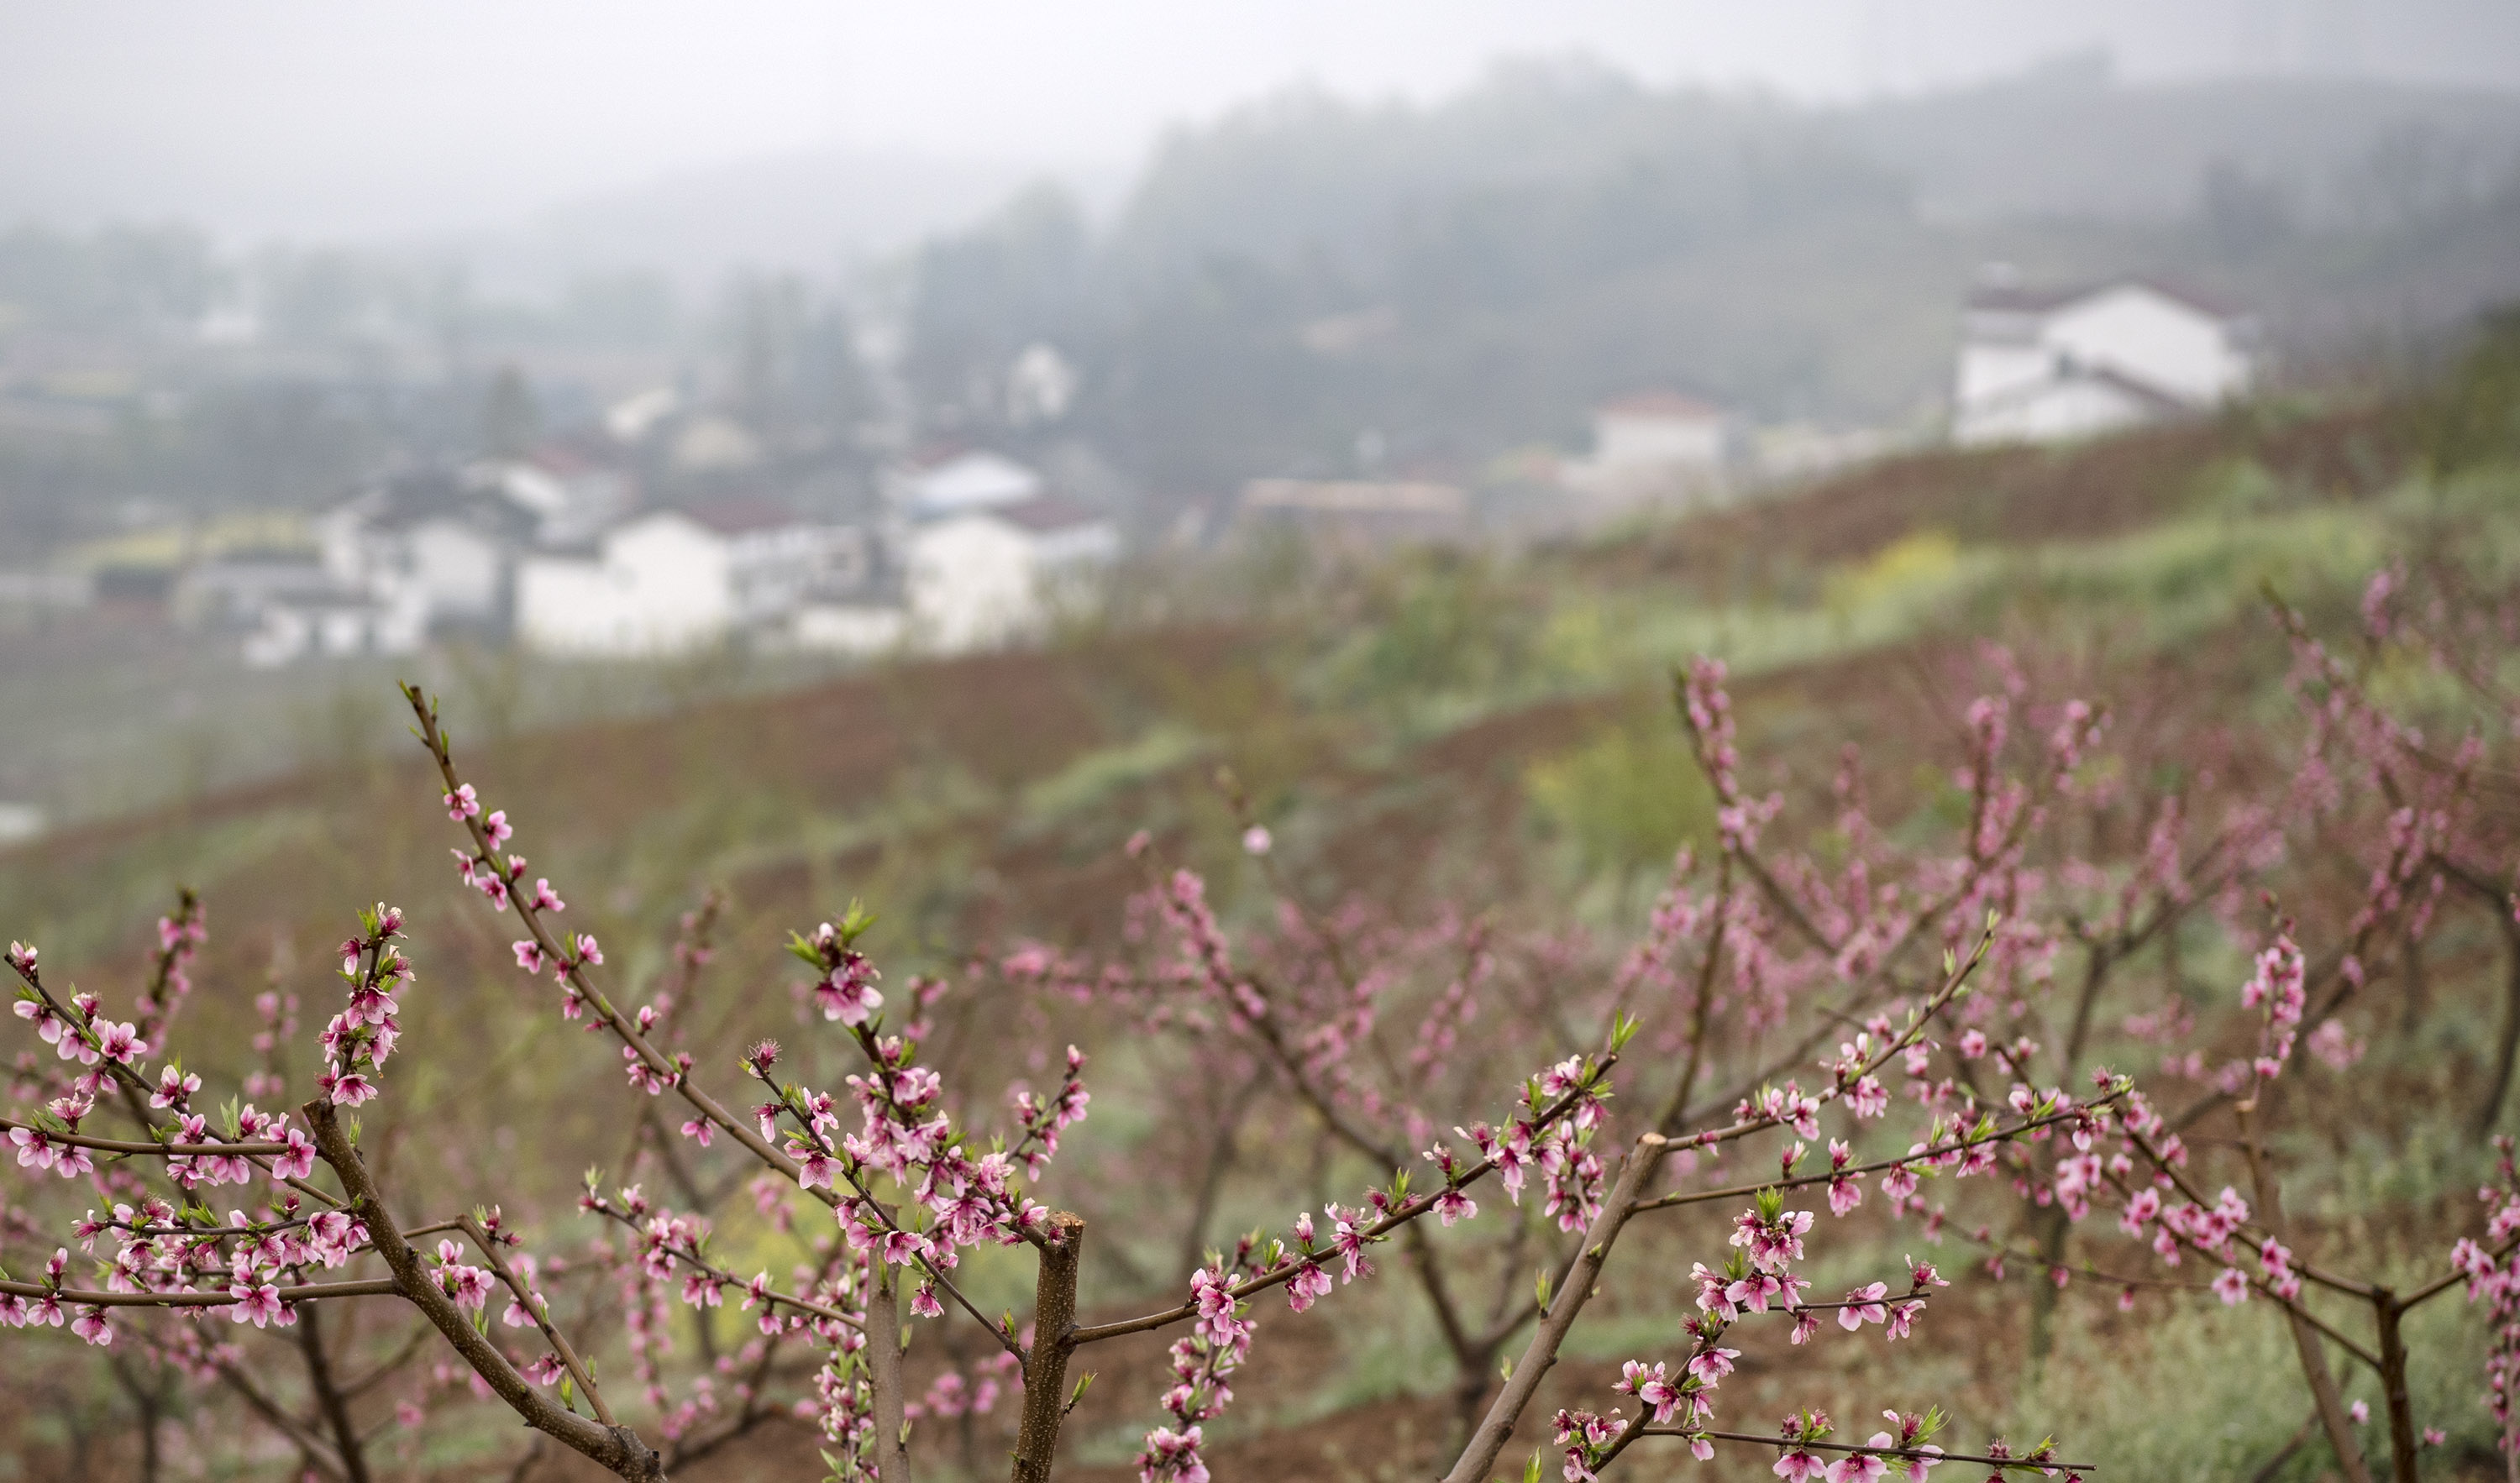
left=5, top=0, right=2519, bottom=242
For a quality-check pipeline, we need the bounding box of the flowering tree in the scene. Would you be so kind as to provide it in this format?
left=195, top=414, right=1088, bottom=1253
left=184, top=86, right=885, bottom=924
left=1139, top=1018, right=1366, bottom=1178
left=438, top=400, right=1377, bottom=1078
left=1811, top=573, right=2520, bottom=1483
left=0, top=671, right=2137, bottom=1482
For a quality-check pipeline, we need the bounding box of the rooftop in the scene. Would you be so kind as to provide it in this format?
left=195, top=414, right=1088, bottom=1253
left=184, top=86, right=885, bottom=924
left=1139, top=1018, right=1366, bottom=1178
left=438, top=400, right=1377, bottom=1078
left=1596, top=390, right=1725, bottom=422
left=678, top=496, right=801, bottom=536
left=987, top=495, right=1109, bottom=533
left=1965, top=277, right=2242, bottom=320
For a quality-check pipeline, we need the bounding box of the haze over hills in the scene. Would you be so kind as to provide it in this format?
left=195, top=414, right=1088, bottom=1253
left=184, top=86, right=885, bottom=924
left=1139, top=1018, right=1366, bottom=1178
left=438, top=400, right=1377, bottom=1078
left=444, top=149, right=1134, bottom=298
left=1844, top=54, right=2520, bottom=222
left=4, top=54, right=2520, bottom=555
left=428, top=54, right=2520, bottom=289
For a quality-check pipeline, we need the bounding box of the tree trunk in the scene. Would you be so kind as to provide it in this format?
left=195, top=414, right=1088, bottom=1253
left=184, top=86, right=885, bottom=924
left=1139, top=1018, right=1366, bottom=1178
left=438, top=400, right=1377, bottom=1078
left=1010, top=1214, right=1086, bottom=1483
left=1441, top=1134, right=1665, bottom=1483
left=2376, top=1292, right=2418, bottom=1483
left=867, top=1270, right=912, bottom=1483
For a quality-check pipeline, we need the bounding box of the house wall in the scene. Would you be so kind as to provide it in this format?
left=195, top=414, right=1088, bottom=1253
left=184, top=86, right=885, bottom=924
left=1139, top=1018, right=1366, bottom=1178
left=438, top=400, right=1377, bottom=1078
left=517, top=514, right=733, bottom=656
left=1956, top=342, right=2058, bottom=410
left=1594, top=412, right=1726, bottom=469
left=516, top=558, right=633, bottom=655
left=790, top=604, right=908, bottom=656
left=727, top=525, right=860, bottom=624
left=405, top=520, right=504, bottom=622
left=2041, top=287, right=2251, bottom=406
left=608, top=517, right=734, bottom=642
left=907, top=516, right=1042, bottom=653
left=1955, top=377, right=2155, bottom=447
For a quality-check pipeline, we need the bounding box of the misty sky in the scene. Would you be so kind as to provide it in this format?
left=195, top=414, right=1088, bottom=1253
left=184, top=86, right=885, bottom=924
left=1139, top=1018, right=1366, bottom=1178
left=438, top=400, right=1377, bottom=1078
left=5, top=0, right=2518, bottom=242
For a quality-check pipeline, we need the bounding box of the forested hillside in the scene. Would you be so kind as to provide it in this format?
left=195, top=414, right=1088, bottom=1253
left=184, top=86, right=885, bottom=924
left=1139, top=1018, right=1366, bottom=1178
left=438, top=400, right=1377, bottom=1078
left=900, top=59, right=2520, bottom=494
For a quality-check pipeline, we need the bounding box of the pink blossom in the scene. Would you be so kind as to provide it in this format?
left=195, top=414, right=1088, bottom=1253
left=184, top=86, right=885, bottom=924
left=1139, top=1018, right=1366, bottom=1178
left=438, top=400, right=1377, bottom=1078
left=1617, top=1360, right=1683, bottom=1423
left=9, top=1127, right=55, bottom=1171
left=318, top=1070, right=376, bottom=1108
left=150, top=1064, right=201, bottom=1109
left=92, top=1019, right=146, bottom=1065
left=272, top=1127, right=317, bottom=1182
left=1287, top=1261, right=1332, bottom=1313
left=1838, top=1281, right=1890, bottom=1329
left=815, top=958, right=884, bottom=1025
left=228, top=1281, right=286, bottom=1327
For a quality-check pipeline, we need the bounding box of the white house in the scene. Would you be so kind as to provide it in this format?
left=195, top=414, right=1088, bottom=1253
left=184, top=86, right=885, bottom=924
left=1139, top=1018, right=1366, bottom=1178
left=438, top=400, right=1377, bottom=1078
left=517, top=500, right=876, bottom=658
left=315, top=466, right=562, bottom=636
left=1953, top=279, right=2256, bottom=446
left=241, top=595, right=427, bottom=668
left=191, top=467, right=540, bottom=666
left=1560, top=391, right=1735, bottom=506
left=472, top=450, right=635, bottom=548
left=1593, top=392, right=1730, bottom=471
left=907, top=496, right=1119, bottom=652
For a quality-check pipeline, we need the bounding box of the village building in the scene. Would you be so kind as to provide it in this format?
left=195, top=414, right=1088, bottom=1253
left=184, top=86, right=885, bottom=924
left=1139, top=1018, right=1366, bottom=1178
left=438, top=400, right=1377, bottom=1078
left=1558, top=391, right=1737, bottom=508
left=906, top=495, right=1119, bottom=652
left=515, top=498, right=877, bottom=658
left=1952, top=278, right=2257, bottom=446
